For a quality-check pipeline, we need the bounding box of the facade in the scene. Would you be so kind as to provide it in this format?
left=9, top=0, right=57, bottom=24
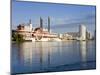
left=16, top=18, right=60, bottom=41
left=79, top=25, right=86, bottom=40
left=86, top=31, right=93, bottom=40
left=63, top=33, right=73, bottom=40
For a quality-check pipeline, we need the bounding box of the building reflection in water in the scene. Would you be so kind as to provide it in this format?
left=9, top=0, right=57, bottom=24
left=79, top=41, right=87, bottom=68
left=13, top=40, right=95, bottom=73
left=18, top=42, right=53, bottom=70
left=17, top=41, right=90, bottom=71
left=18, top=42, right=33, bottom=66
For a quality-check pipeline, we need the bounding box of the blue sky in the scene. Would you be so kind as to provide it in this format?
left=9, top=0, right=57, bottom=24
left=12, top=0, right=96, bottom=34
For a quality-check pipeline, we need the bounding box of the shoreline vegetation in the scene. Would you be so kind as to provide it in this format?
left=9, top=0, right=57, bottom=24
left=12, top=31, right=25, bottom=43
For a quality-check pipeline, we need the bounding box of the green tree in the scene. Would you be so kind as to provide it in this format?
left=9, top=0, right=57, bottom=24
left=12, top=31, right=24, bottom=43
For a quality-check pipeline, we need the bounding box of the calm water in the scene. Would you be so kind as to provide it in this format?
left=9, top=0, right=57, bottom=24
left=11, top=40, right=96, bottom=74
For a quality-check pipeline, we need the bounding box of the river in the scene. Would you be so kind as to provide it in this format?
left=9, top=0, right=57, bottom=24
left=11, top=40, right=96, bottom=74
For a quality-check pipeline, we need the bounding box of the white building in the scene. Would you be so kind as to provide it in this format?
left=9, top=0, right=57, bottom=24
left=24, top=19, right=33, bottom=32
left=79, top=25, right=86, bottom=41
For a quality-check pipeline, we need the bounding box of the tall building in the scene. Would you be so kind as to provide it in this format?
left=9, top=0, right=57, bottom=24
left=40, top=17, right=43, bottom=29
left=29, top=19, right=32, bottom=31
left=79, top=25, right=86, bottom=40
left=48, top=16, right=50, bottom=33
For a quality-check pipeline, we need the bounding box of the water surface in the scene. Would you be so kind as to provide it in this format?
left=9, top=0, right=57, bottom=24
left=11, top=40, right=96, bottom=74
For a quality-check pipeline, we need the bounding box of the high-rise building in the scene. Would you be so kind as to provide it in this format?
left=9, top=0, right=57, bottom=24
left=40, top=17, right=43, bottom=29
left=48, top=16, right=50, bottom=33
left=29, top=19, right=32, bottom=31
left=79, top=25, right=86, bottom=40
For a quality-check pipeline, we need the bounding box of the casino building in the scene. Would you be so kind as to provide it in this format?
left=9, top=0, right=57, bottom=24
left=16, top=17, right=60, bottom=41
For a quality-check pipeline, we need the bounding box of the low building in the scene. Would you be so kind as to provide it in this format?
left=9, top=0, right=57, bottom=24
left=64, top=32, right=78, bottom=40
